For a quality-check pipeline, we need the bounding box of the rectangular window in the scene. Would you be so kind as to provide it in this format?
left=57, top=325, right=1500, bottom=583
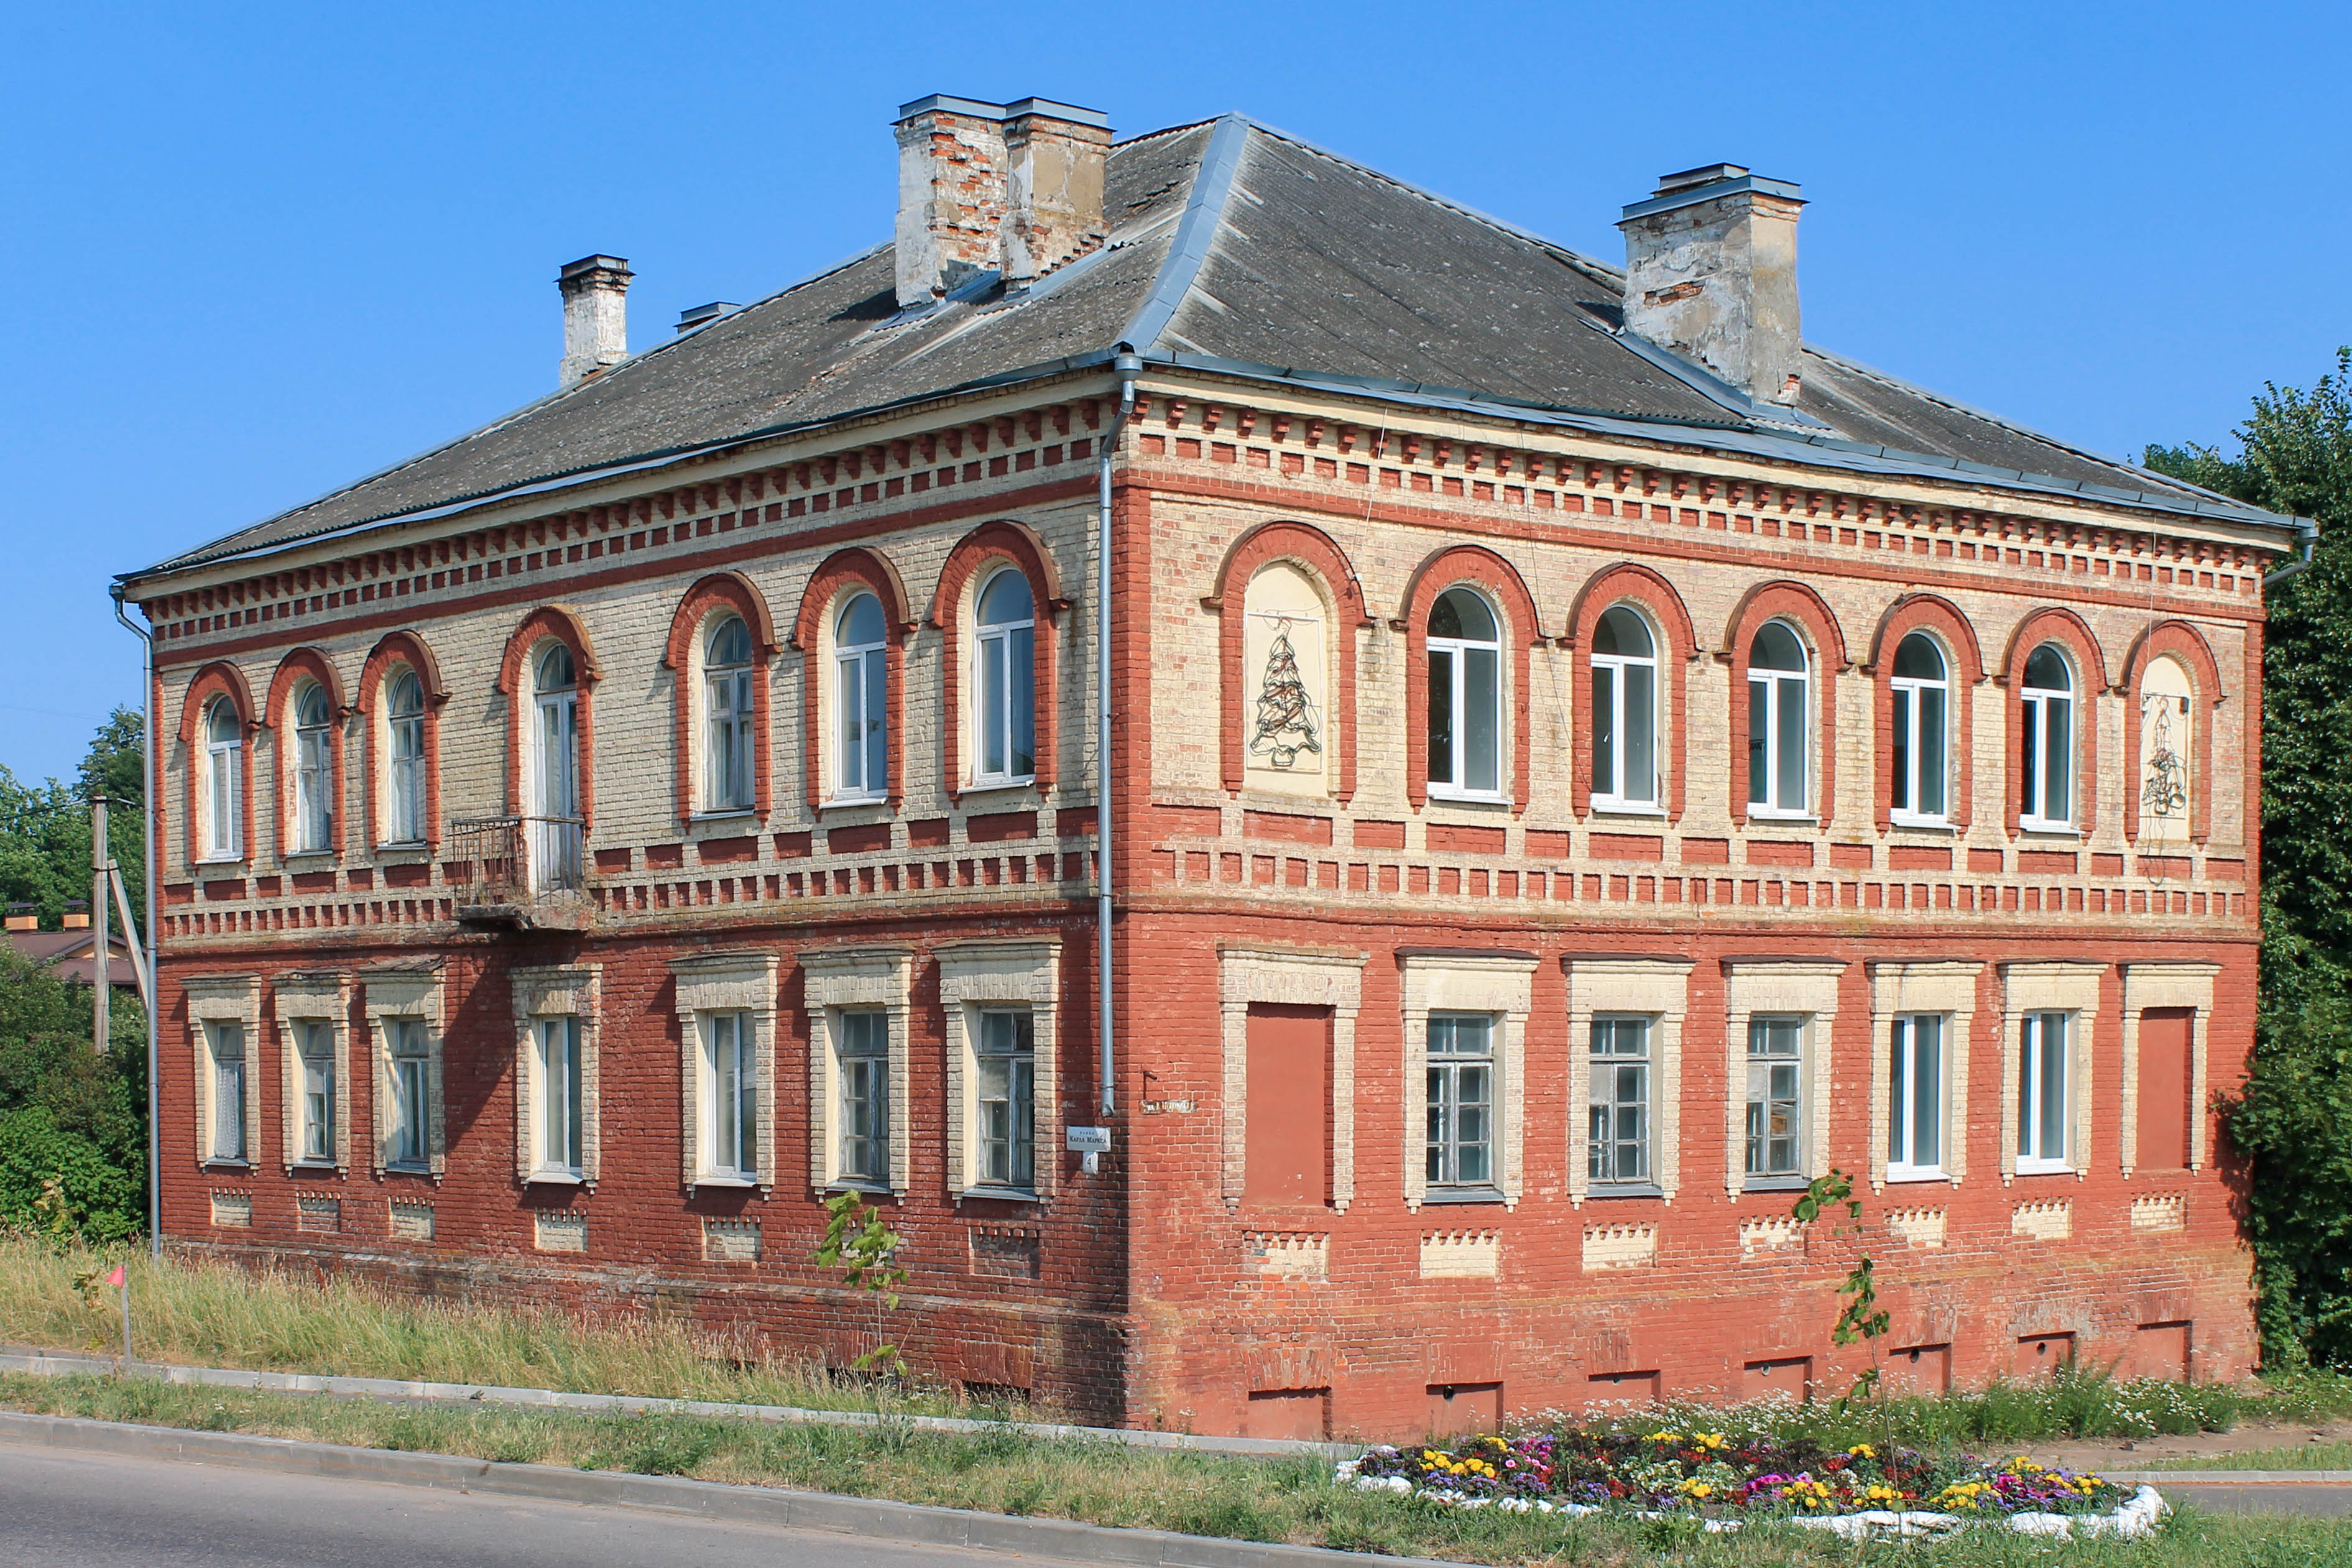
left=1426, top=1013, right=1495, bottom=1189
left=975, top=1010, right=1036, bottom=1189
left=389, top=717, right=426, bottom=843
left=1745, top=1016, right=1804, bottom=1178
left=208, top=1021, right=246, bottom=1163
left=1589, top=1017, right=1651, bottom=1184
left=977, top=622, right=1036, bottom=782
left=704, top=1012, right=757, bottom=1180
left=836, top=648, right=888, bottom=800
left=705, top=668, right=756, bottom=810
left=296, top=728, right=332, bottom=852
left=389, top=1018, right=430, bottom=1169
left=296, top=1020, right=334, bottom=1164
left=2018, top=1010, right=2070, bottom=1170
left=534, top=1015, right=583, bottom=1176
left=1888, top=1014, right=1945, bottom=1178
left=836, top=1009, right=888, bottom=1186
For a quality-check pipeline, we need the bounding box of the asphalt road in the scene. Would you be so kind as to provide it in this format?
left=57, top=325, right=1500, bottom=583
left=2158, top=1481, right=2352, bottom=1517
left=0, top=1441, right=1036, bottom=1568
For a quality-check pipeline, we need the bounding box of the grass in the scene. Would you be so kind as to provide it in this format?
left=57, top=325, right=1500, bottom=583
left=2, top=1372, right=2349, bottom=1566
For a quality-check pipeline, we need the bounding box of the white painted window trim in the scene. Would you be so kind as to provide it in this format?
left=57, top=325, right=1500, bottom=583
left=1400, top=951, right=1535, bottom=1212
left=970, top=565, right=1038, bottom=790
left=698, top=615, right=759, bottom=816
left=1589, top=606, right=1662, bottom=811
left=2119, top=962, right=2221, bottom=1176
left=1564, top=955, right=1692, bottom=1206
left=382, top=666, right=428, bottom=848
left=1746, top=625, right=1811, bottom=818
left=509, top=964, right=602, bottom=1189
left=1866, top=961, right=1981, bottom=1193
left=186, top=974, right=261, bottom=1170
left=2018, top=650, right=2078, bottom=832
left=1721, top=959, right=1847, bottom=1197
left=939, top=940, right=1061, bottom=1201
left=1217, top=943, right=1367, bottom=1214
left=1998, top=961, right=2105, bottom=1184
left=1426, top=591, right=1506, bottom=803
left=828, top=594, right=890, bottom=806
left=801, top=947, right=913, bottom=1197
left=202, top=701, right=244, bottom=862
left=1888, top=635, right=1951, bottom=828
left=671, top=950, right=779, bottom=1194
left=272, top=970, right=352, bottom=1176
left=362, top=962, right=445, bottom=1179
left=290, top=683, right=335, bottom=855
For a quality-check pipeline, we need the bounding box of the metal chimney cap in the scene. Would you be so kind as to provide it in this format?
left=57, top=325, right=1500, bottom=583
left=676, top=302, right=742, bottom=333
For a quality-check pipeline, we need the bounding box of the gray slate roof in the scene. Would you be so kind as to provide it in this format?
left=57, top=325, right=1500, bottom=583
left=137, top=116, right=2272, bottom=578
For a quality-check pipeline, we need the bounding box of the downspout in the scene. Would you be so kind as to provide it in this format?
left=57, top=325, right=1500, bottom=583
left=2263, top=517, right=2319, bottom=588
left=1098, top=352, right=1140, bottom=1120
left=111, top=584, right=163, bottom=1258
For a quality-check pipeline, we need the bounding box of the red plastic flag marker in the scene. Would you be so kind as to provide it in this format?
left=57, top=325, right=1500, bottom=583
left=104, top=1265, right=125, bottom=1289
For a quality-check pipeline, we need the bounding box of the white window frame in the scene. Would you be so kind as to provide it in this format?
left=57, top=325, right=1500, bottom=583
left=185, top=974, right=260, bottom=1170
left=1565, top=956, right=1692, bottom=1206
left=208, top=1020, right=249, bottom=1164
left=389, top=1018, right=432, bottom=1168
left=801, top=948, right=912, bottom=1197
left=1217, top=945, right=1364, bottom=1214
left=671, top=951, right=777, bottom=1192
left=1587, top=1015, right=1653, bottom=1186
left=297, top=1021, right=335, bottom=1163
left=1866, top=961, right=1980, bottom=1192
left=1425, top=1012, right=1498, bottom=1192
left=1886, top=1014, right=1948, bottom=1181
left=364, top=962, right=445, bottom=1178
left=705, top=1013, right=757, bottom=1181
left=2018, top=644, right=2077, bottom=832
left=1721, top=959, right=1845, bottom=1196
left=1745, top=1015, right=1807, bottom=1181
left=701, top=615, right=757, bottom=815
left=1746, top=621, right=1811, bottom=819
left=1426, top=589, right=1506, bottom=802
left=530, top=643, right=581, bottom=893
left=1888, top=633, right=1950, bottom=828
left=973, top=1009, right=1037, bottom=1191
left=1998, top=961, right=2102, bottom=1183
left=1589, top=606, right=1660, bottom=813
left=835, top=1008, right=891, bottom=1188
left=509, top=964, right=600, bottom=1188
left=534, top=1016, right=585, bottom=1179
left=831, top=593, right=890, bottom=805
left=202, top=698, right=244, bottom=862
left=384, top=668, right=428, bottom=847
left=1400, top=952, right=1533, bottom=1212
left=972, top=567, right=1037, bottom=788
left=2016, top=1011, right=2072, bottom=1174
left=940, top=939, right=1064, bottom=1202
left=290, top=682, right=334, bottom=855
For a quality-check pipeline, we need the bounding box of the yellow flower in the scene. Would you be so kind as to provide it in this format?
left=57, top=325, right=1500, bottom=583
left=1849, top=1444, right=1876, bottom=1459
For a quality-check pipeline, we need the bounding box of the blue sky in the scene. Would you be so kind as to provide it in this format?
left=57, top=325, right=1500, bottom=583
left=4, top=1, right=2347, bottom=783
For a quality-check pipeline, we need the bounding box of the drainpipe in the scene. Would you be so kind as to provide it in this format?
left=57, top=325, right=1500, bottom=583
left=2263, top=518, right=2320, bottom=589
left=111, top=584, right=163, bottom=1259
left=1097, top=353, right=1140, bottom=1120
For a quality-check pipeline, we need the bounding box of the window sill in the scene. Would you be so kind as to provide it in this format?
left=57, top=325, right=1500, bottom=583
left=1886, top=1169, right=1950, bottom=1185
left=693, top=1174, right=759, bottom=1189
left=820, top=798, right=890, bottom=814
left=1741, top=1174, right=1812, bottom=1193
left=1586, top=1182, right=1664, bottom=1199
left=372, top=841, right=430, bottom=855
left=526, top=1170, right=584, bottom=1186
left=1422, top=1186, right=1508, bottom=1205
left=1426, top=791, right=1510, bottom=808
left=1589, top=803, right=1666, bottom=819
left=194, top=857, right=249, bottom=870
left=2014, top=1162, right=2074, bottom=1178
left=1745, top=811, right=1816, bottom=826
left=290, top=1160, right=339, bottom=1173
left=1888, top=817, right=1955, bottom=834
left=384, top=1162, right=435, bottom=1177
left=961, top=1186, right=1041, bottom=1203
left=689, top=810, right=758, bottom=824
left=826, top=1180, right=894, bottom=1198
left=961, top=780, right=1038, bottom=799
left=202, top=1158, right=251, bottom=1171
left=284, top=850, right=338, bottom=864
left=2016, top=823, right=2080, bottom=839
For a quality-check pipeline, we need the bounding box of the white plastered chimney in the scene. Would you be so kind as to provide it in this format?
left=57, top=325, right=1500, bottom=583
left=1618, top=165, right=1806, bottom=405
left=894, top=96, right=1012, bottom=308
left=1001, top=98, right=1112, bottom=287
left=557, top=254, right=632, bottom=389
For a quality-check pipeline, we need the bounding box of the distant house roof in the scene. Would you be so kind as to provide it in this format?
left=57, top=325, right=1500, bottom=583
left=6, top=928, right=139, bottom=990
left=129, top=115, right=2287, bottom=581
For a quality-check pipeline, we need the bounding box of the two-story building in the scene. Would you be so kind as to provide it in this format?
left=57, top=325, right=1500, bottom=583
left=116, top=95, right=2304, bottom=1436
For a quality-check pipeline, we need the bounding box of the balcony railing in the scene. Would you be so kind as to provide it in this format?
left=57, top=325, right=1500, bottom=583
left=450, top=815, right=583, bottom=910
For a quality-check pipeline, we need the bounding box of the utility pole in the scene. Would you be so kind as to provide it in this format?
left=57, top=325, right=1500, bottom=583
left=91, top=794, right=109, bottom=1053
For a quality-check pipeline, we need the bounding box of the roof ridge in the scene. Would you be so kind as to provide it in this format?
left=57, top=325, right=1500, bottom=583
left=1117, top=114, right=1250, bottom=352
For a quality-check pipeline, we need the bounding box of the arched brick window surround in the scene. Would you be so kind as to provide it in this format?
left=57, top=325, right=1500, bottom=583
left=790, top=548, right=911, bottom=811
left=926, top=521, right=1066, bottom=800
left=175, top=661, right=256, bottom=871
left=663, top=572, right=780, bottom=823
left=1208, top=520, right=1370, bottom=803
left=2120, top=619, right=2223, bottom=846
left=263, top=647, right=349, bottom=859
left=495, top=606, right=601, bottom=831
left=355, top=630, right=449, bottom=852
left=1863, top=595, right=1986, bottom=832
left=1399, top=545, right=1541, bottom=813
left=1562, top=562, right=1696, bottom=823
left=1720, top=581, right=1849, bottom=828
left=1997, top=607, right=2109, bottom=839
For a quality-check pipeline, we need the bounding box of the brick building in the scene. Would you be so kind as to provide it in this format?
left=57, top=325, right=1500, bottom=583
left=116, top=97, right=2306, bottom=1436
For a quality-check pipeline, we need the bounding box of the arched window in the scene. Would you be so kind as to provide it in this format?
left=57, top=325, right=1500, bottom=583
left=532, top=643, right=581, bottom=890
left=1427, top=587, right=1502, bottom=798
left=1590, top=606, right=1658, bottom=809
left=2019, top=644, right=2075, bottom=830
left=385, top=669, right=426, bottom=844
left=1889, top=632, right=1949, bottom=824
left=1746, top=620, right=1810, bottom=816
left=2138, top=655, right=2193, bottom=842
left=834, top=593, right=888, bottom=802
left=291, top=682, right=333, bottom=854
left=974, top=569, right=1035, bottom=785
left=703, top=615, right=755, bottom=811
left=203, top=698, right=242, bottom=860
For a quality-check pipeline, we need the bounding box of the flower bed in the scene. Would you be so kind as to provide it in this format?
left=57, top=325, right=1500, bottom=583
left=1343, top=1431, right=2162, bottom=1539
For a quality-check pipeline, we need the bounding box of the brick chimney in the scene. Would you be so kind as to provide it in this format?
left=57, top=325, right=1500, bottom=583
left=557, top=254, right=633, bottom=389
left=894, top=96, right=1012, bottom=308
left=1618, top=165, right=1806, bottom=405
left=1001, top=98, right=1112, bottom=288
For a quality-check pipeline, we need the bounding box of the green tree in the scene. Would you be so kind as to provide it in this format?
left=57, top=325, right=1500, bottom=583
left=0, top=706, right=145, bottom=937
left=0, top=945, right=145, bottom=1238
left=2146, top=348, right=2352, bottom=1364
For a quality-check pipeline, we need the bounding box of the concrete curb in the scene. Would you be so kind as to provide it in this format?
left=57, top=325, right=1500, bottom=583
left=2103, top=1470, right=2352, bottom=1485
left=0, top=1410, right=1448, bottom=1568
left=0, top=1345, right=1359, bottom=1461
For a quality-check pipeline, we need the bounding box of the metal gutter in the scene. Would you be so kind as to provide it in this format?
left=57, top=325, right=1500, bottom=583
left=2264, top=517, right=2321, bottom=586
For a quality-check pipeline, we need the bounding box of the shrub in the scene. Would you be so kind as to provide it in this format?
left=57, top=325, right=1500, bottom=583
left=0, top=1106, right=139, bottom=1242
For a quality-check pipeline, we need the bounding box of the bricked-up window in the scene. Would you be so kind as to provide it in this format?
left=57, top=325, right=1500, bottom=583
left=1426, top=1013, right=1496, bottom=1190
left=1745, top=1017, right=1804, bottom=1178
left=385, top=670, right=427, bottom=844
left=1590, top=608, right=1658, bottom=811
left=2019, top=645, right=2076, bottom=831
left=1746, top=622, right=1810, bottom=817
left=208, top=1022, right=248, bottom=1162
left=389, top=1018, right=431, bottom=1169
left=1887, top=1015, right=1946, bottom=1180
left=703, top=616, right=756, bottom=813
left=1888, top=634, right=1949, bottom=825
left=291, top=682, right=334, bottom=854
left=531, top=643, right=582, bottom=892
left=975, top=1010, right=1036, bottom=1190
left=1589, top=1017, right=1651, bottom=1184
left=703, top=1013, right=756, bottom=1181
left=532, top=1015, right=585, bottom=1178
left=2018, top=1011, right=2072, bottom=1173
left=1427, top=589, right=1503, bottom=800
left=836, top=1008, right=890, bottom=1187
left=833, top=594, right=889, bottom=803
left=974, top=570, right=1036, bottom=786
left=203, top=699, right=243, bottom=860
left=295, top=1021, right=335, bottom=1164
